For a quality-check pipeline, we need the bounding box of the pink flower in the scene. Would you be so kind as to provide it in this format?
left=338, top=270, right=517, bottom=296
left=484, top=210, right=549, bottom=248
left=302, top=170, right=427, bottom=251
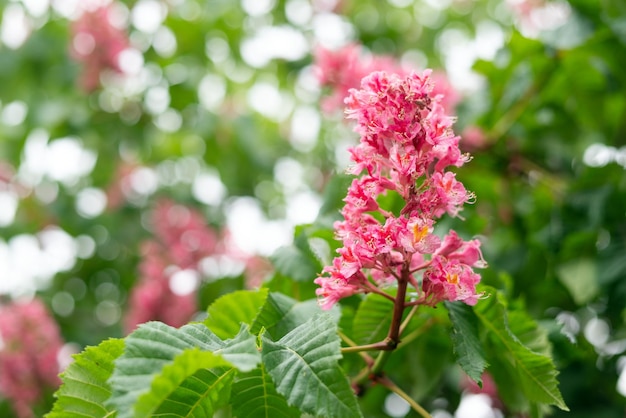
left=422, top=171, right=473, bottom=218
left=435, top=230, right=487, bottom=268
left=316, top=69, right=485, bottom=309
left=0, top=299, right=64, bottom=418
left=423, top=257, right=482, bottom=306
left=70, top=4, right=129, bottom=92
left=314, top=43, right=460, bottom=114
left=314, top=266, right=368, bottom=310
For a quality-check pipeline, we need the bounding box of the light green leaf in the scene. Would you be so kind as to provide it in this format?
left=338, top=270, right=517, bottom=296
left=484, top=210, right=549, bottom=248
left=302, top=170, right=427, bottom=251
left=556, top=258, right=598, bottom=305
left=508, top=309, right=552, bottom=357
left=232, top=364, right=300, bottom=418
left=474, top=287, right=568, bottom=411
left=134, top=348, right=235, bottom=418
left=204, top=288, right=269, bottom=339
left=352, top=292, right=394, bottom=345
left=262, top=314, right=362, bottom=418
left=445, top=301, right=488, bottom=386
left=47, top=338, right=123, bottom=418
left=270, top=245, right=320, bottom=282
left=108, top=322, right=260, bottom=418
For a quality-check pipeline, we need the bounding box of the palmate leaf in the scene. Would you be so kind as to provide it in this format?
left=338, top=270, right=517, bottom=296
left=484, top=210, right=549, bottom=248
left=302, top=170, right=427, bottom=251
left=134, top=349, right=236, bottom=417
left=47, top=338, right=123, bottom=418
left=232, top=364, right=300, bottom=418
left=473, top=287, right=568, bottom=411
left=445, top=301, right=488, bottom=386
left=204, top=288, right=269, bottom=339
left=352, top=292, right=394, bottom=345
left=262, top=313, right=363, bottom=418
left=108, top=322, right=260, bottom=418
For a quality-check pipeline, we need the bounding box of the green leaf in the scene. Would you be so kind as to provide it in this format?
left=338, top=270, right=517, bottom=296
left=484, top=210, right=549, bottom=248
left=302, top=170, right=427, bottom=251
left=445, top=301, right=489, bottom=386
left=251, top=292, right=334, bottom=340
left=204, top=288, right=269, bottom=339
left=47, top=338, right=124, bottom=418
left=508, top=308, right=552, bottom=357
left=232, top=364, right=300, bottom=418
left=474, top=287, right=568, bottom=411
left=134, top=349, right=235, bottom=418
left=262, top=314, right=362, bottom=418
left=352, top=292, right=394, bottom=345
left=270, top=245, right=320, bottom=282
left=556, top=258, right=599, bottom=305
left=108, top=322, right=260, bottom=418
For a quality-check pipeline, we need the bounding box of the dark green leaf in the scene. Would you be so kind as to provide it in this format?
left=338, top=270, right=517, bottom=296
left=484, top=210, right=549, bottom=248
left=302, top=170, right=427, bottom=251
left=445, top=301, right=488, bottom=386
left=262, top=314, right=362, bottom=418
left=251, top=292, right=334, bottom=340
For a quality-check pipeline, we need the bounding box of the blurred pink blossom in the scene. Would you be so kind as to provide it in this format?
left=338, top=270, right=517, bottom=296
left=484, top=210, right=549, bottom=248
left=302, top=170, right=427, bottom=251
left=124, top=199, right=219, bottom=333
left=0, top=299, right=64, bottom=418
left=461, top=125, right=488, bottom=150
left=461, top=372, right=503, bottom=410
left=314, top=43, right=460, bottom=114
left=70, top=4, right=129, bottom=92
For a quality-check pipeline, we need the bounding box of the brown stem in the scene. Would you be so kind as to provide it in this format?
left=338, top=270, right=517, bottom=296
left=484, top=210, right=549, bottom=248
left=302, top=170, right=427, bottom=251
left=385, top=267, right=409, bottom=348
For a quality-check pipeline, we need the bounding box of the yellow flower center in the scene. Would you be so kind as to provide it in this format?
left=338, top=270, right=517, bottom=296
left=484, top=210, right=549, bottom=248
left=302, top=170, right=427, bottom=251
left=413, top=224, right=428, bottom=243
left=446, top=272, right=459, bottom=285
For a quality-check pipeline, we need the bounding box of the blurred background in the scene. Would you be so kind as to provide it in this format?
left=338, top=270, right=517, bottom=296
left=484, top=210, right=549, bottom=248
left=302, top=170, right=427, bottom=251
left=0, top=0, right=625, bottom=416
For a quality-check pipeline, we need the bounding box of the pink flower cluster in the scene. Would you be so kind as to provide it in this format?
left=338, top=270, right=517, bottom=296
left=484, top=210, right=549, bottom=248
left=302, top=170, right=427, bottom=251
left=124, top=199, right=219, bottom=333
left=314, top=44, right=460, bottom=114
left=315, top=70, right=486, bottom=309
left=70, top=4, right=128, bottom=92
left=0, top=299, right=64, bottom=418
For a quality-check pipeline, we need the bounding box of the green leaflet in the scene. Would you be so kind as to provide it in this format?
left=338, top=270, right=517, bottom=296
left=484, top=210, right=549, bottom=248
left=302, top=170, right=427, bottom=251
left=251, top=292, right=333, bottom=340
left=134, top=349, right=235, bottom=418
left=47, top=338, right=124, bottom=418
left=232, top=364, right=300, bottom=418
left=270, top=245, right=319, bottom=282
left=445, top=301, right=488, bottom=386
left=473, top=287, right=568, bottom=411
left=107, top=322, right=260, bottom=418
left=204, top=288, right=269, bottom=339
left=262, top=314, right=363, bottom=418
left=352, top=292, right=394, bottom=345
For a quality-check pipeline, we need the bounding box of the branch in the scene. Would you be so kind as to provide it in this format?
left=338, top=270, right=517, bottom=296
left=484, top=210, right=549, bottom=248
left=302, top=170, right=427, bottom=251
left=338, top=331, right=375, bottom=365
left=376, top=375, right=432, bottom=418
